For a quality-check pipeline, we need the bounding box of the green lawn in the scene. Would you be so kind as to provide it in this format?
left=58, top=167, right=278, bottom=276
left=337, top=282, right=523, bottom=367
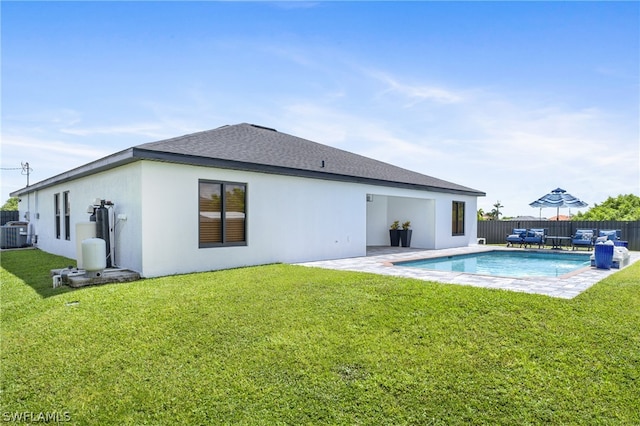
left=1, top=249, right=639, bottom=425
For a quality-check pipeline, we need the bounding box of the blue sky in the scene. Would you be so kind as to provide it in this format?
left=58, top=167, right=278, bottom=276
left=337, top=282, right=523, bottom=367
left=2, top=1, right=638, bottom=217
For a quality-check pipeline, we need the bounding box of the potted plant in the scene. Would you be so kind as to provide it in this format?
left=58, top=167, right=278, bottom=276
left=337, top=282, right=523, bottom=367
left=400, top=221, right=412, bottom=247
left=389, top=220, right=400, bottom=247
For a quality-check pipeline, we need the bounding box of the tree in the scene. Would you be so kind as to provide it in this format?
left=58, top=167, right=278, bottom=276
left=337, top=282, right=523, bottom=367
left=572, top=194, right=640, bottom=221
left=477, top=208, right=485, bottom=221
left=488, top=200, right=504, bottom=220
left=1, top=197, right=19, bottom=211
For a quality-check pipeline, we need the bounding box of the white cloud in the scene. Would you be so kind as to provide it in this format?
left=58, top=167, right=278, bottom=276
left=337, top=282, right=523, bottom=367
left=261, top=45, right=317, bottom=68
left=367, top=70, right=464, bottom=105
left=3, top=108, right=83, bottom=128
left=59, top=122, right=173, bottom=139
left=462, top=101, right=639, bottom=215
left=2, top=135, right=112, bottom=160
left=267, top=69, right=638, bottom=217
left=1, top=134, right=114, bottom=200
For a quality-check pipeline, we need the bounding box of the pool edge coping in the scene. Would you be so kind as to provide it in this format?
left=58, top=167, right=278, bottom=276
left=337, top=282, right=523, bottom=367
left=387, top=248, right=594, bottom=280
left=296, top=246, right=640, bottom=299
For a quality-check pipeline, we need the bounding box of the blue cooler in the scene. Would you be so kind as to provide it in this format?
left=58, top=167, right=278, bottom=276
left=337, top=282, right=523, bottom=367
left=594, top=243, right=614, bottom=269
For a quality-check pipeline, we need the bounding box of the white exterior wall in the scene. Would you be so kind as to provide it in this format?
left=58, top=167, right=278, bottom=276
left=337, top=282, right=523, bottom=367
left=17, top=163, right=144, bottom=272
left=17, top=159, right=480, bottom=278
left=139, top=161, right=367, bottom=277
left=434, top=193, right=478, bottom=249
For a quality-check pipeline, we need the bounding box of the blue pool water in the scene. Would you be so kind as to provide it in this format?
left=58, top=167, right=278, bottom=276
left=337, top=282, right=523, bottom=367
left=395, top=251, right=591, bottom=278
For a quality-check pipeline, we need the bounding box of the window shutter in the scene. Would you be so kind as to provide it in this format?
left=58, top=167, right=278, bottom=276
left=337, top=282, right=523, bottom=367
left=199, top=184, right=222, bottom=244
left=225, top=184, right=246, bottom=243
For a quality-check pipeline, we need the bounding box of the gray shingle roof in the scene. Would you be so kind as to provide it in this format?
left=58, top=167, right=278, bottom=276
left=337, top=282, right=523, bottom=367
left=134, top=123, right=484, bottom=196
left=11, top=123, right=484, bottom=197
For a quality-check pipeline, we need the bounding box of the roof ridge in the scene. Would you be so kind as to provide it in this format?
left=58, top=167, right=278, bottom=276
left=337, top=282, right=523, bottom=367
left=245, top=123, right=277, bottom=132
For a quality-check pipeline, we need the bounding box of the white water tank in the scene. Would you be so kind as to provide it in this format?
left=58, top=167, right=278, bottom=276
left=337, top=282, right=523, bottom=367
left=82, top=238, right=106, bottom=273
left=76, top=222, right=96, bottom=268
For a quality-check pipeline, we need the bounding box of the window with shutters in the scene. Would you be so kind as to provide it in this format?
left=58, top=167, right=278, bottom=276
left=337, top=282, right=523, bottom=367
left=452, top=201, right=465, bottom=236
left=199, top=180, right=246, bottom=247
left=63, top=191, right=71, bottom=240
left=54, top=193, right=61, bottom=239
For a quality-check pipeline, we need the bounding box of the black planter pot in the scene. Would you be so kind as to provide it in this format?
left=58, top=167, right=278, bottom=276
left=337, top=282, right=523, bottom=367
left=399, top=229, right=412, bottom=247
left=389, top=230, right=400, bottom=247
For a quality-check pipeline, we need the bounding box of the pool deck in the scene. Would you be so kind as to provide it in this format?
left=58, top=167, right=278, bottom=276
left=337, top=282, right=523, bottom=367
left=296, top=246, right=640, bottom=299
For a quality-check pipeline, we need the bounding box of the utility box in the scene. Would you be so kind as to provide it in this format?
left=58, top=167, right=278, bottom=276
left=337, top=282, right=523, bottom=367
left=0, top=224, right=28, bottom=249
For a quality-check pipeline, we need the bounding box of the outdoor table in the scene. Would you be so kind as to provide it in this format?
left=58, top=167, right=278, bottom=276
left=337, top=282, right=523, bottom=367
left=547, top=236, right=571, bottom=250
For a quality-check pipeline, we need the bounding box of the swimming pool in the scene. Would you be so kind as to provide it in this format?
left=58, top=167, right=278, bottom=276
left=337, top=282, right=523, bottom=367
left=395, top=251, right=591, bottom=278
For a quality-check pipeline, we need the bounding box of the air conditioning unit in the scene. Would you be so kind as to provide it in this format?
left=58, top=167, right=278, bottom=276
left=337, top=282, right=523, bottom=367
left=0, top=224, right=28, bottom=249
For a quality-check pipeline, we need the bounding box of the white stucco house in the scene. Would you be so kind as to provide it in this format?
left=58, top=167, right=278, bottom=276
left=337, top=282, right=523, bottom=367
left=11, top=123, right=485, bottom=278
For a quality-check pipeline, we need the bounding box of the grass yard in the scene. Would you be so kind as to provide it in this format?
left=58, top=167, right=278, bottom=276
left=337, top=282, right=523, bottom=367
left=1, top=249, right=639, bottom=425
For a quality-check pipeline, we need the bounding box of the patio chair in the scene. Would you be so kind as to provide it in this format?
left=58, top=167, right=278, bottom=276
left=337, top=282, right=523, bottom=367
left=571, top=229, right=595, bottom=250
left=597, top=229, right=621, bottom=242
left=523, top=228, right=547, bottom=249
left=506, top=228, right=526, bottom=247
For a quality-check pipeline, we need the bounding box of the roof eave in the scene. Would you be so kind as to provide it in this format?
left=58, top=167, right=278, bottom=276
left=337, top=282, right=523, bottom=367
left=10, top=148, right=137, bottom=197
left=133, top=148, right=486, bottom=197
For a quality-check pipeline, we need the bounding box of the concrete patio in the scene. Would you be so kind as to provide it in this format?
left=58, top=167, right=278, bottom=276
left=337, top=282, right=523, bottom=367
left=297, top=245, right=640, bottom=299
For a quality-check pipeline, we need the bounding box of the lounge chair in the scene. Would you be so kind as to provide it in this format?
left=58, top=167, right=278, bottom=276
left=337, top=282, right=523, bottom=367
left=571, top=229, right=595, bottom=250
left=597, top=229, right=621, bottom=242
left=506, top=229, right=526, bottom=247
left=523, top=228, right=547, bottom=249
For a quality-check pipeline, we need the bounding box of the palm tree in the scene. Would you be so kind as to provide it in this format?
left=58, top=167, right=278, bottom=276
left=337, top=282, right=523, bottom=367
left=490, top=201, right=504, bottom=220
